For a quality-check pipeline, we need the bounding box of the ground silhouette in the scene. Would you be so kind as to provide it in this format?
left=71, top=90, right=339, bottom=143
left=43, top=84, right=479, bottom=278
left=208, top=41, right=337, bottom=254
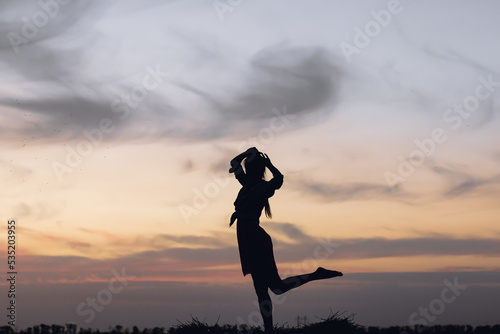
left=2, top=316, right=500, bottom=334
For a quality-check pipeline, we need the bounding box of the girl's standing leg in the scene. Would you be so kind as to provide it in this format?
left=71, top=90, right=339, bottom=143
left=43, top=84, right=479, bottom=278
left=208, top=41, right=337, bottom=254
left=251, top=272, right=274, bottom=333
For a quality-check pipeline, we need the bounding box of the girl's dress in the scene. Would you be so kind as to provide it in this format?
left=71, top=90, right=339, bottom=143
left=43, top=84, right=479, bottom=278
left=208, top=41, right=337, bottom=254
left=230, top=173, right=283, bottom=276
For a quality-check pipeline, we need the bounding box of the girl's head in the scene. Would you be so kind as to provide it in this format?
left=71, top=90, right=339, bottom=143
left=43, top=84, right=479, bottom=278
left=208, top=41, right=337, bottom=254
left=244, top=154, right=266, bottom=182
left=243, top=151, right=272, bottom=218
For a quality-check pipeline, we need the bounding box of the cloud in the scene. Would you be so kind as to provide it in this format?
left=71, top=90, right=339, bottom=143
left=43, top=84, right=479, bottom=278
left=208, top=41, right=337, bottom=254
left=12, top=201, right=59, bottom=220
left=444, top=174, right=500, bottom=198
left=289, top=178, right=408, bottom=203
left=181, top=159, right=194, bottom=172
left=16, top=271, right=500, bottom=330
left=430, top=164, right=500, bottom=197
left=0, top=1, right=184, bottom=145
left=2, top=2, right=345, bottom=145
left=1, top=0, right=499, bottom=150
left=164, top=44, right=344, bottom=141
left=270, top=232, right=500, bottom=265
left=265, top=222, right=310, bottom=242
left=0, top=1, right=106, bottom=79
left=1, top=96, right=126, bottom=143
left=0, top=158, right=33, bottom=175
left=181, top=45, right=340, bottom=119
left=22, top=226, right=92, bottom=252
left=153, top=233, right=234, bottom=249
left=78, top=227, right=235, bottom=248
left=20, top=222, right=500, bottom=285
left=330, top=237, right=500, bottom=259
left=1, top=41, right=344, bottom=145
left=0, top=1, right=115, bottom=143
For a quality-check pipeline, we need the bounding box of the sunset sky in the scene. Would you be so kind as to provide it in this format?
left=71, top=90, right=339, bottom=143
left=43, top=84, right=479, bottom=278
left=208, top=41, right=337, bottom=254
left=1, top=0, right=500, bottom=330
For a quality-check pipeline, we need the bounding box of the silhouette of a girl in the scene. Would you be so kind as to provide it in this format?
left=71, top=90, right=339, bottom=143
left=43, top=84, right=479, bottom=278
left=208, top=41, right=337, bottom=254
left=229, top=147, right=342, bottom=333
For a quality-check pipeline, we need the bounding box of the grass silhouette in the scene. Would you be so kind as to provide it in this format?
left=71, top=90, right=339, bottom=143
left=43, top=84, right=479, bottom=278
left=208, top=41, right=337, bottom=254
left=2, top=319, right=499, bottom=334
left=167, top=312, right=361, bottom=334
left=165, top=314, right=500, bottom=334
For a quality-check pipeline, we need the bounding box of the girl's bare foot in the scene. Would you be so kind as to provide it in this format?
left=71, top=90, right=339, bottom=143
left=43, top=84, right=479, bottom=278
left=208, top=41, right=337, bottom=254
left=313, top=267, right=343, bottom=279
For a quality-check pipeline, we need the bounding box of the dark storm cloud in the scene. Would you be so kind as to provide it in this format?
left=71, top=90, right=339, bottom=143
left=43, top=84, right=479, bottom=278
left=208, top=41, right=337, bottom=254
left=0, top=1, right=115, bottom=142
left=2, top=96, right=129, bottom=142
left=178, top=45, right=341, bottom=121
left=0, top=1, right=345, bottom=145
left=0, top=46, right=340, bottom=144
left=2, top=29, right=344, bottom=143
left=158, top=44, right=345, bottom=141
left=0, top=1, right=176, bottom=143
left=0, top=1, right=104, bottom=78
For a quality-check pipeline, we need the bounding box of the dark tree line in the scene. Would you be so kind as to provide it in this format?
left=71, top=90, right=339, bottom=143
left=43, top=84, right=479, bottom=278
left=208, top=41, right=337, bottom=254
left=363, top=324, right=500, bottom=334
left=0, top=325, right=164, bottom=334
left=2, top=323, right=500, bottom=334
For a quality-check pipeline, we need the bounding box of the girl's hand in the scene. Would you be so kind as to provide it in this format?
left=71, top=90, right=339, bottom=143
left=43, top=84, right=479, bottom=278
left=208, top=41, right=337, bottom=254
left=260, top=152, right=271, bottom=166
left=229, top=162, right=238, bottom=173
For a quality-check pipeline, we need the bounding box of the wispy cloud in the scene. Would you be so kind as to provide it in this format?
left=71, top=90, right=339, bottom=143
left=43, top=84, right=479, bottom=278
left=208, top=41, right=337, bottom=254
left=177, top=45, right=341, bottom=120
left=15, top=270, right=500, bottom=330
left=431, top=164, right=500, bottom=197
left=289, top=178, right=407, bottom=202
left=1, top=1, right=346, bottom=145
left=17, top=222, right=500, bottom=285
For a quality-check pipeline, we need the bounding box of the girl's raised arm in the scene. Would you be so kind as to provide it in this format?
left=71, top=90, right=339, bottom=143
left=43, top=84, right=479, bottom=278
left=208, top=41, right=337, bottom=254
left=229, top=147, right=259, bottom=185
left=261, top=153, right=284, bottom=191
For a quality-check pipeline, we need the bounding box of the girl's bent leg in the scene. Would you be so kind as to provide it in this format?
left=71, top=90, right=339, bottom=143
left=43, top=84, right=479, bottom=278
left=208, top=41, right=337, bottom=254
left=251, top=268, right=342, bottom=331
left=269, top=267, right=343, bottom=295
